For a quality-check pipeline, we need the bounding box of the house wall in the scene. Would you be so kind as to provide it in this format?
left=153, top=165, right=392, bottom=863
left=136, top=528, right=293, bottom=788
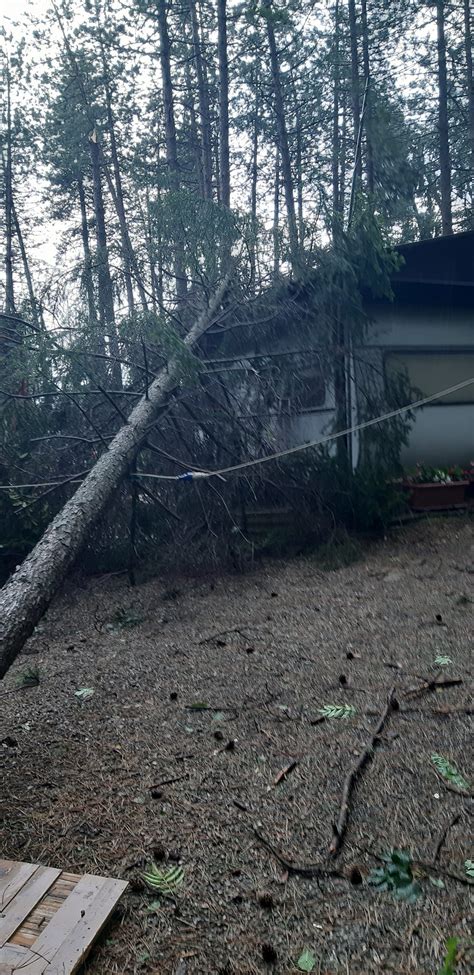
left=285, top=301, right=474, bottom=468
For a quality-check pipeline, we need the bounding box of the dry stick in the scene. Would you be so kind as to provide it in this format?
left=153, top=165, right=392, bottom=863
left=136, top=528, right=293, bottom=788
left=329, top=686, right=397, bottom=857
left=403, top=677, right=463, bottom=700
left=253, top=828, right=344, bottom=880
left=432, top=814, right=461, bottom=863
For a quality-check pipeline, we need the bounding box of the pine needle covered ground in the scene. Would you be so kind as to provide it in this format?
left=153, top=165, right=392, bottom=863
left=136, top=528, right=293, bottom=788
left=1, top=519, right=472, bottom=974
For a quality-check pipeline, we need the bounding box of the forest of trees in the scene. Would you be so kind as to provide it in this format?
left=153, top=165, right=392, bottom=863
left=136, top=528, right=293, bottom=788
left=0, top=0, right=473, bottom=671
left=1, top=0, right=473, bottom=322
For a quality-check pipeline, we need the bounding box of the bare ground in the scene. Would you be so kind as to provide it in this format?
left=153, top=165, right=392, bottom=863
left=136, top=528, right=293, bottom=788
left=1, top=518, right=473, bottom=975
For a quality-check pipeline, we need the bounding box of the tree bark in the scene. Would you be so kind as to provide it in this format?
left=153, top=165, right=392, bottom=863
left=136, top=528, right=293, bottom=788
left=217, top=0, right=231, bottom=208
left=436, top=0, right=453, bottom=234
left=190, top=0, right=213, bottom=200
left=263, top=0, right=299, bottom=266
left=348, top=0, right=362, bottom=185
left=4, top=63, right=15, bottom=315
left=0, top=273, right=232, bottom=680
left=464, top=0, right=474, bottom=184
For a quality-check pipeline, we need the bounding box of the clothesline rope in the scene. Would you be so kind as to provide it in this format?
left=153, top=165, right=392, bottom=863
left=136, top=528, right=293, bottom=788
left=1, top=376, right=473, bottom=491
left=132, top=375, right=474, bottom=482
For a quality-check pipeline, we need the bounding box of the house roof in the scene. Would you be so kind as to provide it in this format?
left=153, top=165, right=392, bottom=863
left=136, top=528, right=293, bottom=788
left=390, top=229, right=474, bottom=305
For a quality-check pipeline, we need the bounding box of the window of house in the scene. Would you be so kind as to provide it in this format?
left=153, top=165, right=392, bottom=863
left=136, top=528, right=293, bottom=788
left=385, top=352, right=474, bottom=404
left=287, top=353, right=326, bottom=410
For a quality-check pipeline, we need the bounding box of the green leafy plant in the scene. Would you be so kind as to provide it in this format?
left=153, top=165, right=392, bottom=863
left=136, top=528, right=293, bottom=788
left=297, top=948, right=316, bottom=972
left=16, top=665, right=40, bottom=688
left=431, top=754, right=470, bottom=792
left=438, top=937, right=458, bottom=975
left=368, top=849, right=422, bottom=903
left=465, top=860, right=474, bottom=878
left=407, top=465, right=466, bottom=485
left=142, top=863, right=184, bottom=895
left=75, top=687, right=95, bottom=701
left=318, top=703, right=356, bottom=720
left=434, top=655, right=453, bottom=666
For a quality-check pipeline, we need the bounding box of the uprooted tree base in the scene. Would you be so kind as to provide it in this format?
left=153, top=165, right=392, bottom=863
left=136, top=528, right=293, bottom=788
left=1, top=519, right=472, bottom=974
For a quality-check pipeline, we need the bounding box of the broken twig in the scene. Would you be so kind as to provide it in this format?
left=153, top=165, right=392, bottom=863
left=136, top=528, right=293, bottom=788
left=329, top=686, right=397, bottom=856
left=273, top=760, right=298, bottom=786
left=253, top=828, right=343, bottom=880
left=432, top=814, right=461, bottom=863
left=403, top=677, right=463, bottom=700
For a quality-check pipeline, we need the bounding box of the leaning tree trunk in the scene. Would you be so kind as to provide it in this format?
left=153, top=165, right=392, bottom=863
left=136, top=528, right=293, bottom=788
left=0, top=274, right=231, bottom=679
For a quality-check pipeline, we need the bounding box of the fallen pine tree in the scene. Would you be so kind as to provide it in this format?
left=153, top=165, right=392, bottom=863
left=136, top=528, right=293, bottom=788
left=0, top=273, right=232, bottom=680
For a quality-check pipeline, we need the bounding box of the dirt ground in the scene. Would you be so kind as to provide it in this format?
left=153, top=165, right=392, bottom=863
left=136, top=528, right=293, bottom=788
left=1, top=518, right=473, bottom=974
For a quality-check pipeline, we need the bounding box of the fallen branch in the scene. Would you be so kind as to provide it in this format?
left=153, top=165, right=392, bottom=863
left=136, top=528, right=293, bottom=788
left=432, top=814, right=461, bottom=863
left=273, top=760, right=298, bottom=786
left=253, top=828, right=344, bottom=880
left=403, top=677, right=463, bottom=700
left=329, top=686, right=397, bottom=857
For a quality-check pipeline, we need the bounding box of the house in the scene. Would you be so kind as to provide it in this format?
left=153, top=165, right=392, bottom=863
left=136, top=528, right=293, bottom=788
left=278, top=230, right=474, bottom=468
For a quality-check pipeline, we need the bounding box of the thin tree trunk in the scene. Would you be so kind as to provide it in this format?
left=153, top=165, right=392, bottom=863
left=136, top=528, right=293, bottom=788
left=190, top=0, right=213, bottom=200
left=4, top=64, right=15, bottom=315
left=294, top=91, right=304, bottom=244
left=360, top=0, right=374, bottom=194
left=94, top=0, right=149, bottom=313
left=348, top=0, right=362, bottom=184
left=89, top=129, right=121, bottom=385
left=263, top=0, right=299, bottom=265
left=157, top=0, right=187, bottom=300
left=340, top=92, right=347, bottom=219
left=332, top=0, right=341, bottom=231
left=436, top=0, right=453, bottom=234
left=145, top=186, right=157, bottom=313
left=0, top=274, right=232, bottom=679
left=217, top=0, right=231, bottom=208
left=11, top=198, right=40, bottom=328
left=184, top=53, right=205, bottom=198
left=77, top=175, right=98, bottom=327
left=464, top=0, right=474, bottom=183
left=249, top=71, right=259, bottom=289
left=273, top=145, right=280, bottom=276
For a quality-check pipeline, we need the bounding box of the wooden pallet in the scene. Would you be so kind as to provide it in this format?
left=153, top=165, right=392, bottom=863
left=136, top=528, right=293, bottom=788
left=0, top=859, right=127, bottom=974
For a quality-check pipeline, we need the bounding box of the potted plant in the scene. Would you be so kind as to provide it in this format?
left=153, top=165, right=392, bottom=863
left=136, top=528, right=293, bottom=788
left=404, top=465, right=469, bottom=511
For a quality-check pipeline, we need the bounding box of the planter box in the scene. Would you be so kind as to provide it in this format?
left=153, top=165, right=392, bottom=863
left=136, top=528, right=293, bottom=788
left=406, top=481, right=469, bottom=511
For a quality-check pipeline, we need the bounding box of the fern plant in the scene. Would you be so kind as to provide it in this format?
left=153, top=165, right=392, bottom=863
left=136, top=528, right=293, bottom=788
left=318, top=704, right=356, bottom=720
left=434, top=655, right=453, bottom=667
left=431, top=754, right=470, bottom=792
left=465, top=860, right=474, bottom=878
left=142, top=864, right=184, bottom=895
